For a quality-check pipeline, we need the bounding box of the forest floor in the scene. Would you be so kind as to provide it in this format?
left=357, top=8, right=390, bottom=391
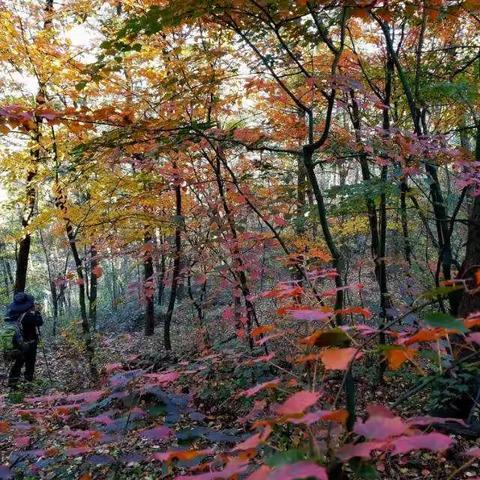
left=0, top=330, right=480, bottom=479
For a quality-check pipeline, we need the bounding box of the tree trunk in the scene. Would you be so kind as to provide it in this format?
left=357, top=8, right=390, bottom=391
left=303, top=148, right=345, bottom=320
left=157, top=251, right=166, bottom=306
left=458, top=126, right=480, bottom=317
left=15, top=0, right=53, bottom=294
left=212, top=148, right=259, bottom=348
left=111, top=258, right=118, bottom=310
left=15, top=170, right=35, bottom=294
left=89, top=245, right=98, bottom=331
left=39, top=230, right=59, bottom=336
left=144, top=232, right=155, bottom=336
left=376, top=15, right=454, bottom=308
left=164, top=167, right=182, bottom=351
left=55, top=189, right=98, bottom=380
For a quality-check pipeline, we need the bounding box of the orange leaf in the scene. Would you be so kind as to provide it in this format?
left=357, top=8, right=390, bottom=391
left=385, top=347, right=417, bottom=370
left=323, top=409, right=349, bottom=424
left=251, top=325, right=274, bottom=337
left=464, top=0, right=480, bottom=11
left=404, top=328, right=451, bottom=345
left=0, top=421, right=9, bottom=433
left=45, top=447, right=60, bottom=457
left=295, top=353, right=323, bottom=363
left=153, top=448, right=214, bottom=462
left=351, top=7, right=370, bottom=19
left=320, top=348, right=362, bottom=370
left=465, top=315, right=480, bottom=329
left=300, top=331, right=323, bottom=346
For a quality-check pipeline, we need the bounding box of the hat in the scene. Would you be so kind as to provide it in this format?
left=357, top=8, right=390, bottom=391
left=8, top=292, right=35, bottom=315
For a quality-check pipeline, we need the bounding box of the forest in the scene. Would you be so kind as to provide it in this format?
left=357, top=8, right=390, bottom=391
left=0, top=0, right=479, bottom=478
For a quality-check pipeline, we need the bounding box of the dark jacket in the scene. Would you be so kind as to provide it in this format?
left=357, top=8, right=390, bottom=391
left=5, top=310, right=43, bottom=342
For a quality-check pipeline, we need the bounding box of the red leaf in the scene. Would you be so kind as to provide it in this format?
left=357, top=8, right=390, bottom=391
left=262, top=284, right=303, bottom=299
left=64, top=429, right=103, bottom=441
left=320, top=348, right=362, bottom=370
left=290, top=309, right=332, bottom=322
left=267, top=461, right=328, bottom=480
left=14, top=436, right=30, bottom=448
left=288, top=409, right=348, bottom=425
left=244, top=352, right=276, bottom=365
left=87, top=413, right=114, bottom=425
left=272, top=215, right=287, bottom=227
left=276, top=391, right=320, bottom=416
left=175, top=458, right=249, bottom=479
left=467, top=332, right=480, bottom=345
left=246, top=465, right=271, bottom=480
left=466, top=447, right=480, bottom=457
left=392, top=433, right=454, bottom=455
left=336, top=441, right=387, bottom=461
left=65, top=390, right=103, bottom=404
left=238, top=379, right=281, bottom=398
left=336, top=307, right=372, bottom=320
left=222, top=307, right=234, bottom=321
left=233, top=426, right=271, bottom=451
left=66, top=446, right=92, bottom=457
left=92, top=266, right=103, bottom=278
left=354, top=410, right=408, bottom=440
left=104, top=363, right=123, bottom=374
left=25, top=393, right=62, bottom=404
left=144, top=371, right=180, bottom=385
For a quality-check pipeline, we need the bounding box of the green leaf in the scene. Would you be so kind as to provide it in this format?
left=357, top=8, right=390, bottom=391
left=75, top=81, right=87, bottom=91
left=423, top=312, right=467, bottom=332
left=310, top=328, right=351, bottom=347
left=147, top=404, right=167, bottom=417
left=420, top=284, right=463, bottom=300
left=266, top=449, right=306, bottom=467
left=350, top=459, right=379, bottom=479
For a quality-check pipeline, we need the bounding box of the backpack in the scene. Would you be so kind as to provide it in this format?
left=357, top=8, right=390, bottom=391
left=0, top=312, right=32, bottom=362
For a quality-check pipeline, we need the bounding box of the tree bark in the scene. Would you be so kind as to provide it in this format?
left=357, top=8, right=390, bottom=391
left=458, top=126, right=480, bottom=317
left=164, top=165, right=182, bottom=351
left=55, top=189, right=98, bottom=380
left=144, top=232, right=155, bottom=336
left=212, top=148, right=259, bottom=348
left=14, top=0, right=53, bottom=293
left=88, top=245, right=98, bottom=331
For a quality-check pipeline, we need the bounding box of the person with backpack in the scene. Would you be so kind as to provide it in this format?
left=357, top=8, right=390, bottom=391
left=3, top=293, right=43, bottom=389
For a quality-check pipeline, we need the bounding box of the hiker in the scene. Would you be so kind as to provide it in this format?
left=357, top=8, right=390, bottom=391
left=5, top=293, right=43, bottom=389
